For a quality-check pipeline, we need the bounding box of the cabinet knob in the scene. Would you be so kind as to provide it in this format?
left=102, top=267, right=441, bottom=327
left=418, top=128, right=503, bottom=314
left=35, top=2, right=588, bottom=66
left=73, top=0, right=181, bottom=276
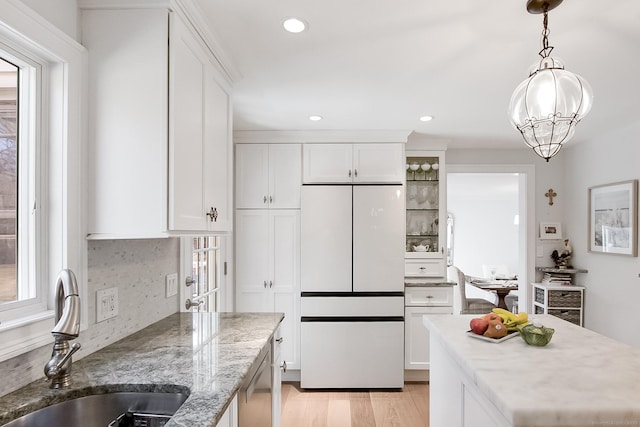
left=419, top=267, right=426, bottom=271
left=185, top=299, right=203, bottom=310
left=354, top=169, right=358, bottom=177
left=281, top=360, right=287, bottom=373
left=269, top=280, right=273, bottom=288
left=185, top=276, right=196, bottom=287
left=264, top=196, right=267, bottom=204
left=264, top=280, right=268, bottom=288
left=206, top=207, right=218, bottom=222
left=276, top=337, right=284, bottom=343
left=348, top=170, right=352, bottom=178
left=269, top=195, right=273, bottom=203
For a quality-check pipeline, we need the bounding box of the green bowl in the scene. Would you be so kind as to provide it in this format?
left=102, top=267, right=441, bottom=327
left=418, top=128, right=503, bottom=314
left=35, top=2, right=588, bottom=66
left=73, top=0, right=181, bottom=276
left=520, top=324, right=554, bottom=346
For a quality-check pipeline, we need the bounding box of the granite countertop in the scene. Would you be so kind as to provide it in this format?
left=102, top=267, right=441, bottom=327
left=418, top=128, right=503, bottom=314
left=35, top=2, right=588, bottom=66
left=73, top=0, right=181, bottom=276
left=424, top=314, right=640, bottom=426
left=0, top=312, right=283, bottom=426
left=405, top=278, right=454, bottom=287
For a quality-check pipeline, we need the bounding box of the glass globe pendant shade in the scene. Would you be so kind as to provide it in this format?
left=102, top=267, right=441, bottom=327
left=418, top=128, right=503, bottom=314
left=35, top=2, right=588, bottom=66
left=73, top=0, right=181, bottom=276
left=509, top=56, right=593, bottom=161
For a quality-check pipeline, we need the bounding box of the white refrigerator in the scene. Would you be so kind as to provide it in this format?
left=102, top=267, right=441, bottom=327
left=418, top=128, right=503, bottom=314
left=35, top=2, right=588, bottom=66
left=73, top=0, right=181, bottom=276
left=300, top=185, right=405, bottom=389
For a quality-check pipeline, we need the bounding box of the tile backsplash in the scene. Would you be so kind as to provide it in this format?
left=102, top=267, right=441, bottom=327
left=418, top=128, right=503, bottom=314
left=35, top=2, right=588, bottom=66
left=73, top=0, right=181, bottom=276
left=0, top=238, right=180, bottom=397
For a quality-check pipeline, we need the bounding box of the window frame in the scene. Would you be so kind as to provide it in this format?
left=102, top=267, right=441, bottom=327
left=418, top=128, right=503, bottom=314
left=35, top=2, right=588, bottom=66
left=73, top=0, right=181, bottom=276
left=0, top=45, right=46, bottom=319
left=0, top=0, right=86, bottom=362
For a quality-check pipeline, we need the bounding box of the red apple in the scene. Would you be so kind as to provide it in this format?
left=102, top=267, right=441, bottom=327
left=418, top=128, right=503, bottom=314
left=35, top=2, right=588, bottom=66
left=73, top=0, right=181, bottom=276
left=470, top=317, right=489, bottom=335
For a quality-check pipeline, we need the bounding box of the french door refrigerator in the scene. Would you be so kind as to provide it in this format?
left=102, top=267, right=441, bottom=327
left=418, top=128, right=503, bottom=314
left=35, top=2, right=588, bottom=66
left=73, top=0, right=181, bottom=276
left=300, top=185, right=405, bottom=389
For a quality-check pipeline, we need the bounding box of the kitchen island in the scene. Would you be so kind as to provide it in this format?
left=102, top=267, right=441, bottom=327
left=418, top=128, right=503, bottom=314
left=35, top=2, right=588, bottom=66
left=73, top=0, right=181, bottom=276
left=424, top=314, right=640, bottom=427
left=0, top=312, right=283, bottom=426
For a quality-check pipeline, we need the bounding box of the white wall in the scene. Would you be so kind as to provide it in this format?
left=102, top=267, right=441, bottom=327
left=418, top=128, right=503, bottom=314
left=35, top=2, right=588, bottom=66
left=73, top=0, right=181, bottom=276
left=564, top=124, right=640, bottom=348
left=448, top=173, right=520, bottom=278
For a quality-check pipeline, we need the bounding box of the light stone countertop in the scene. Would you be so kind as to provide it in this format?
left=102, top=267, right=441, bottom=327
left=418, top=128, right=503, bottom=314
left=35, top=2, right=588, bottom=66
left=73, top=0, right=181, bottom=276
left=0, top=312, right=283, bottom=427
left=404, top=279, right=454, bottom=287
left=424, top=314, right=640, bottom=427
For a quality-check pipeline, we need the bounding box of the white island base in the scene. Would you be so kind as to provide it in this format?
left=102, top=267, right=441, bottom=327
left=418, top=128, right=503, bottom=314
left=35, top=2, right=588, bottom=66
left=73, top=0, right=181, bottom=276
left=424, top=314, right=640, bottom=427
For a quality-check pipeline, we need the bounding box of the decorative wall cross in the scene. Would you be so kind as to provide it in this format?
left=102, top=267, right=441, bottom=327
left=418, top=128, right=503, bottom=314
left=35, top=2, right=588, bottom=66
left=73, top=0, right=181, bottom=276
left=545, top=188, right=557, bottom=206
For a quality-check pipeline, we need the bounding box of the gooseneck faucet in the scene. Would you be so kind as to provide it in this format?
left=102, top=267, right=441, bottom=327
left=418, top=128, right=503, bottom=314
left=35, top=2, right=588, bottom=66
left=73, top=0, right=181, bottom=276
left=44, top=269, right=82, bottom=389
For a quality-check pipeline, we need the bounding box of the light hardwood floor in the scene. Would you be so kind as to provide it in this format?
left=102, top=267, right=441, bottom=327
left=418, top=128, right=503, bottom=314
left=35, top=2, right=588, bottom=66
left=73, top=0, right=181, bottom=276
left=281, top=382, right=429, bottom=427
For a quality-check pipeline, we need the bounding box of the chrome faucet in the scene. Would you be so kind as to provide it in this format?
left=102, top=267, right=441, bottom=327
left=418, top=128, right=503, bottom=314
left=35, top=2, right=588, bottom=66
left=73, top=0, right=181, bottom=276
left=44, top=269, right=82, bottom=389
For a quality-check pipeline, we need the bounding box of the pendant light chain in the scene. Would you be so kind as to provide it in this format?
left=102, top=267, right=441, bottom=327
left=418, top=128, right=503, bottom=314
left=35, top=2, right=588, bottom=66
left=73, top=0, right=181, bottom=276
left=539, top=7, right=554, bottom=59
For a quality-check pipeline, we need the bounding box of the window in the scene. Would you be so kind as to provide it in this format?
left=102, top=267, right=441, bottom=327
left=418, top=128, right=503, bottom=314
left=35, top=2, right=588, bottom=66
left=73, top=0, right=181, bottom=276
left=0, top=48, right=45, bottom=321
left=0, top=4, right=85, bottom=363
left=186, top=236, right=223, bottom=312
left=0, top=58, right=18, bottom=306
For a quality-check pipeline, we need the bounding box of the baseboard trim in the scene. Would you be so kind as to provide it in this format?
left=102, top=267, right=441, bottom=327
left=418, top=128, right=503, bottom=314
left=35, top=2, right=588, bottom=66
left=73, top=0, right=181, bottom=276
left=404, top=369, right=429, bottom=382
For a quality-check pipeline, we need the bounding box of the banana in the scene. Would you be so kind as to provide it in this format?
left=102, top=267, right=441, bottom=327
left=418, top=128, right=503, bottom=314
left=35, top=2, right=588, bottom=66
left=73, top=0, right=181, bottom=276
left=492, top=308, right=516, bottom=323
left=491, top=309, right=528, bottom=331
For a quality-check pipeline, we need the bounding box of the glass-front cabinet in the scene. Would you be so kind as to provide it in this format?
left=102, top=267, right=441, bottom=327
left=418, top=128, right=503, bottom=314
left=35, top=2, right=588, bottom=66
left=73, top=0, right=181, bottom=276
left=405, top=150, right=446, bottom=278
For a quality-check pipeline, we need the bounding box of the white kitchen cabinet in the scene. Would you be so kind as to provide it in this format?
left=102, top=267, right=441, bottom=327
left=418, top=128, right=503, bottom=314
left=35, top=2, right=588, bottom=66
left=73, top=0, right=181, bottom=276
left=235, top=210, right=300, bottom=370
left=216, top=395, right=238, bottom=427
left=302, top=143, right=404, bottom=184
left=405, top=150, right=446, bottom=277
left=235, top=144, right=301, bottom=209
left=272, top=326, right=284, bottom=427
left=82, top=7, right=232, bottom=238
left=404, top=285, right=453, bottom=370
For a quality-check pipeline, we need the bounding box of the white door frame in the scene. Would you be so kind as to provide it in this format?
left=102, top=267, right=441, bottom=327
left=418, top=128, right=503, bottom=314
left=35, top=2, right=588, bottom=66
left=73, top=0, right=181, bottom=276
left=446, top=164, right=535, bottom=313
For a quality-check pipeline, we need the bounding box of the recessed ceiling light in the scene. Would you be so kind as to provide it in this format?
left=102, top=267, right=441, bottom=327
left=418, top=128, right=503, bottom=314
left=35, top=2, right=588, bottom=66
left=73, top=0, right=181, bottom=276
left=419, top=115, right=434, bottom=122
left=309, top=115, right=323, bottom=121
left=283, top=17, right=307, bottom=33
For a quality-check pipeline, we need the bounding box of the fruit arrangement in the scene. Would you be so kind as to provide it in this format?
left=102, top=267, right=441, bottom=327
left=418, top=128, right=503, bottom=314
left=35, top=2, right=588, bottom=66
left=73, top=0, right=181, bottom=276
left=469, top=308, right=529, bottom=339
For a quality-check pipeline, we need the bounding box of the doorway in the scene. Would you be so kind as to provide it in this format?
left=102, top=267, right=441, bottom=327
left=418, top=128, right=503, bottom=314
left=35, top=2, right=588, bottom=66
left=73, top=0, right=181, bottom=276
left=447, top=164, right=535, bottom=312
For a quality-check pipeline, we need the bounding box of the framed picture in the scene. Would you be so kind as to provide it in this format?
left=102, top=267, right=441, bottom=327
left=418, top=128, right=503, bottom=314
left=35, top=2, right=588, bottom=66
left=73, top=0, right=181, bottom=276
left=588, top=179, right=638, bottom=256
left=540, top=222, right=562, bottom=240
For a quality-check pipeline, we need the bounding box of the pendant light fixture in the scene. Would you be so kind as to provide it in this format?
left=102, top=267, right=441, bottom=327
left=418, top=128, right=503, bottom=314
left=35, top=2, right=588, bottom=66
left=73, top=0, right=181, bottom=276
left=508, top=0, right=593, bottom=162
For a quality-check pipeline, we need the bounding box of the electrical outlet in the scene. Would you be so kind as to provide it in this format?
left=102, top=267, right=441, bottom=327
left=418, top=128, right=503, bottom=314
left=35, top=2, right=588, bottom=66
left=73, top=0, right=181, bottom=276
left=96, top=288, right=118, bottom=322
left=166, top=273, right=178, bottom=297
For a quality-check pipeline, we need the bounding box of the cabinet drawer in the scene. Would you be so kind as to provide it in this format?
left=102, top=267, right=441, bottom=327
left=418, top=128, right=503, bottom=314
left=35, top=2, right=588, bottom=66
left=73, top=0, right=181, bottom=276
left=536, top=288, right=582, bottom=307
left=405, top=259, right=445, bottom=277
left=548, top=309, right=582, bottom=325
left=405, top=287, right=452, bottom=307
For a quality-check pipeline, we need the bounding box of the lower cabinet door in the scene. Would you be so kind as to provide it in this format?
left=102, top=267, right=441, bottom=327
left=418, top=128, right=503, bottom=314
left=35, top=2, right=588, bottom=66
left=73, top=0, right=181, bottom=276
left=405, top=306, right=452, bottom=370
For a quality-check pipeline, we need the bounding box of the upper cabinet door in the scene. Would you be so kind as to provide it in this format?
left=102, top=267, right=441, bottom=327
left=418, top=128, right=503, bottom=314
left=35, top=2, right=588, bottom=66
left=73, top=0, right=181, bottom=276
left=236, top=143, right=301, bottom=209
left=302, top=144, right=353, bottom=184
left=236, top=144, right=269, bottom=208
left=269, top=144, right=301, bottom=209
left=169, top=14, right=207, bottom=231
left=352, top=143, right=404, bottom=184
left=203, top=75, right=232, bottom=231
left=302, top=143, right=404, bottom=184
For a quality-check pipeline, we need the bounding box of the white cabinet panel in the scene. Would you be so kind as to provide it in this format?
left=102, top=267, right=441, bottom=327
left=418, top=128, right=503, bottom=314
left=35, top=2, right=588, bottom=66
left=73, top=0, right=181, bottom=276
left=352, top=143, right=404, bottom=183
left=236, top=144, right=301, bottom=209
left=302, top=144, right=353, bottom=183
left=300, top=186, right=352, bottom=292
left=303, top=143, right=403, bottom=184
left=269, top=144, right=301, bottom=208
left=169, top=15, right=206, bottom=231
left=83, top=8, right=232, bottom=237
left=404, top=306, right=451, bottom=370
left=204, top=77, right=232, bottom=232
left=235, top=210, right=300, bottom=370
left=353, top=186, right=405, bottom=292
left=236, top=144, right=269, bottom=208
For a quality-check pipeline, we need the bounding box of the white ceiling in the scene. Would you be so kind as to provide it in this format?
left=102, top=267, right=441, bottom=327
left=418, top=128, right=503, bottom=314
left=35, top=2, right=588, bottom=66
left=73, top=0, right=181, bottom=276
left=196, top=0, right=640, bottom=149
